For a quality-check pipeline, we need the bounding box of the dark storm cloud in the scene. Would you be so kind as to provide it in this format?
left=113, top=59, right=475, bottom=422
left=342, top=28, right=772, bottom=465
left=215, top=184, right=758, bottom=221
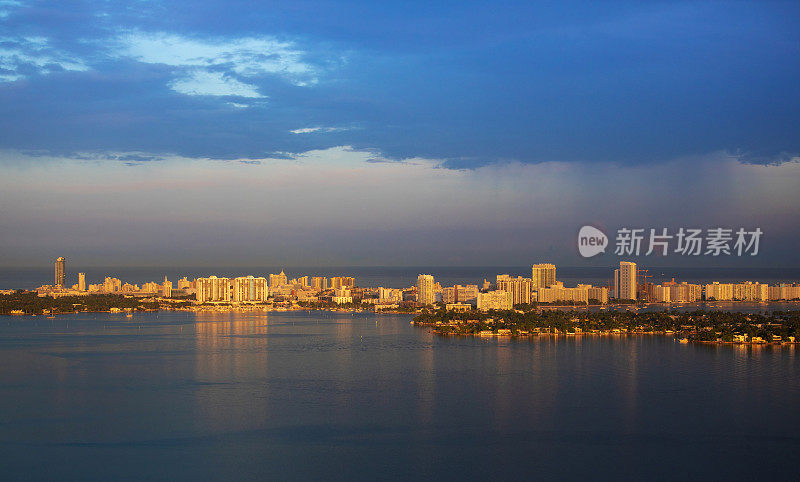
left=0, top=1, right=798, bottom=167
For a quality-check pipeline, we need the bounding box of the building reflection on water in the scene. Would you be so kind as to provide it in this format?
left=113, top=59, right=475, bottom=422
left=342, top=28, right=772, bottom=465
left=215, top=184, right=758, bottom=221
left=192, top=311, right=272, bottom=434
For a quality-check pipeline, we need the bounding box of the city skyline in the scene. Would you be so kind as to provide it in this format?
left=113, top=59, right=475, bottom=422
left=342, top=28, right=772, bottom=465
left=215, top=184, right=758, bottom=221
left=25, top=256, right=799, bottom=307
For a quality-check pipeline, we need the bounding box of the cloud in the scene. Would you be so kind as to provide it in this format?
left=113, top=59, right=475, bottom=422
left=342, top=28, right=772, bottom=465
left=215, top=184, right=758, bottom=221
left=0, top=36, right=88, bottom=82
left=290, top=126, right=352, bottom=134
left=729, top=150, right=800, bottom=166
left=0, top=0, right=23, bottom=19
left=169, top=70, right=264, bottom=98
left=116, top=31, right=320, bottom=98
left=1, top=147, right=798, bottom=267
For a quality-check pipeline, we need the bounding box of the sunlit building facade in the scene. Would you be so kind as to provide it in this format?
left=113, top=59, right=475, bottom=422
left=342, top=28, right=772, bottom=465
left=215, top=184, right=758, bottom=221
left=232, top=276, right=268, bottom=302
left=197, top=276, right=231, bottom=302
left=496, top=275, right=533, bottom=306
left=417, top=274, right=435, bottom=305
left=477, top=290, right=512, bottom=311
left=55, top=257, right=66, bottom=288
left=614, top=261, right=637, bottom=300
left=531, top=263, right=556, bottom=289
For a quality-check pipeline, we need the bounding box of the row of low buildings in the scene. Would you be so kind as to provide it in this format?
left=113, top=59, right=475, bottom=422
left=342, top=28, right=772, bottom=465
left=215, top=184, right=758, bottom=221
left=648, top=281, right=800, bottom=303
left=702, top=281, right=800, bottom=302
left=195, top=274, right=359, bottom=303
left=418, top=266, right=610, bottom=311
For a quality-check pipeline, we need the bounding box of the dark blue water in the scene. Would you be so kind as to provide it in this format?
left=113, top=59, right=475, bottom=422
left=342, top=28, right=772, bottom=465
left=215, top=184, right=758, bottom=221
left=3, top=266, right=800, bottom=290
left=1, top=310, right=799, bottom=480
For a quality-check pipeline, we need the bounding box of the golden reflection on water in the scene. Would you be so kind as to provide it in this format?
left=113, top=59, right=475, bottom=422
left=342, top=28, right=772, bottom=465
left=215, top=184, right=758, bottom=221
left=192, top=312, right=271, bottom=433
left=416, top=340, right=435, bottom=426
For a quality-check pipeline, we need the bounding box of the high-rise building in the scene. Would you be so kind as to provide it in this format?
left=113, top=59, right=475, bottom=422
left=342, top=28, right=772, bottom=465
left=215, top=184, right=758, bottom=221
left=311, top=277, right=328, bottom=292
left=496, top=275, right=533, bottom=306
left=614, top=261, right=637, bottom=300
left=417, top=274, right=435, bottom=305
left=704, top=282, right=734, bottom=301
left=330, top=277, right=355, bottom=290
left=55, top=257, right=66, bottom=288
left=78, top=272, right=86, bottom=291
left=531, top=263, right=556, bottom=289
left=232, top=276, right=268, bottom=302
left=104, top=277, right=122, bottom=293
left=196, top=276, right=231, bottom=302
left=162, top=276, right=173, bottom=298
left=269, top=270, right=288, bottom=288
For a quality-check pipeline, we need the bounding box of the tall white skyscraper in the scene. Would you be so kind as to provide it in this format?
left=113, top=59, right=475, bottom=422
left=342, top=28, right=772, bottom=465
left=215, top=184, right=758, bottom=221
left=417, top=274, right=435, bottom=305
left=615, top=261, right=638, bottom=300
left=531, top=263, right=556, bottom=289
left=78, top=272, right=86, bottom=291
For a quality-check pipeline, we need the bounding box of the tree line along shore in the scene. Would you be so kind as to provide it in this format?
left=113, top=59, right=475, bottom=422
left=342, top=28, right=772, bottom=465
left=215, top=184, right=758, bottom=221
left=412, top=308, right=800, bottom=344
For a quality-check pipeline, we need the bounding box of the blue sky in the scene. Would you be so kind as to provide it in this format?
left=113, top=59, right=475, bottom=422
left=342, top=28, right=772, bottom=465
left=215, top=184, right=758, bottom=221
left=1, top=1, right=799, bottom=268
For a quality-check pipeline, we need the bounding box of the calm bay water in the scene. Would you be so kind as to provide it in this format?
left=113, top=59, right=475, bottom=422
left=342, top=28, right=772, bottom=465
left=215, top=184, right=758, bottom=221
left=1, top=310, right=799, bottom=480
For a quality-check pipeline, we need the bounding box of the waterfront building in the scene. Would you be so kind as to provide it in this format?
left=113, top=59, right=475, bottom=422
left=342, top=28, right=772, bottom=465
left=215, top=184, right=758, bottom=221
left=196, top=276, right=231, bottom=303
left=330, top=277, right=355, bottom=290
left=653, top=285, right=670, bottom=303
left=104, top=277, right=122, bottom=293
left=733, top=282, right=769, bottom=301
left=704, top=282, right=734, bottom=301
left=442, top=284, right=480, bottom=305
left=417, top=274, right=435, bottom=305
left=140, top=281, right=159, bottom=293
left=442, top=286, right=457, bottom=304
left=295, top=289, right=319, bottom=303
left=232, top=276, right=268, bottom=302
left=162, top=277, right=173, bottom=298
left=536, top=282, right=589, bottom=304
left=269, top=270, right=288, bottom=288
left=476, top=290, right=512, bottom=311
left=55, top=257, right=66, bottom=288
left=661, top=280, right=701, bottom=302
left=614, top=261, right=637, bottom=300
left=587, top=286, right=609, bottom=304
left=332, top=287, right=353, bottom=304
left=496, top=275, right=533, bottom=306
left=378, top=287, right=403, bottom=303
left=445, top=303, right=472, bottom=312
left=777, top=284, right=800, bottom=300
left=457, top=285, right=480, bottom=303
left=78, top=272, right=86, bottom=292
left=311, top=277, right=328, bottom=292
left=531, top=263, right=556, bottom=289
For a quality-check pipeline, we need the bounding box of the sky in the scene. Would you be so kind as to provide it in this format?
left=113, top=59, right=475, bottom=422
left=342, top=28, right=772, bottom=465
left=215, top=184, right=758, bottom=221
left=1, top=0, right=799, bottom=268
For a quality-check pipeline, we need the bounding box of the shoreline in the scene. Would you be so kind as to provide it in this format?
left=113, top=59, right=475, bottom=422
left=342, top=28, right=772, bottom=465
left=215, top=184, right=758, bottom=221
left=418, top=327, right=800, bottom=346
